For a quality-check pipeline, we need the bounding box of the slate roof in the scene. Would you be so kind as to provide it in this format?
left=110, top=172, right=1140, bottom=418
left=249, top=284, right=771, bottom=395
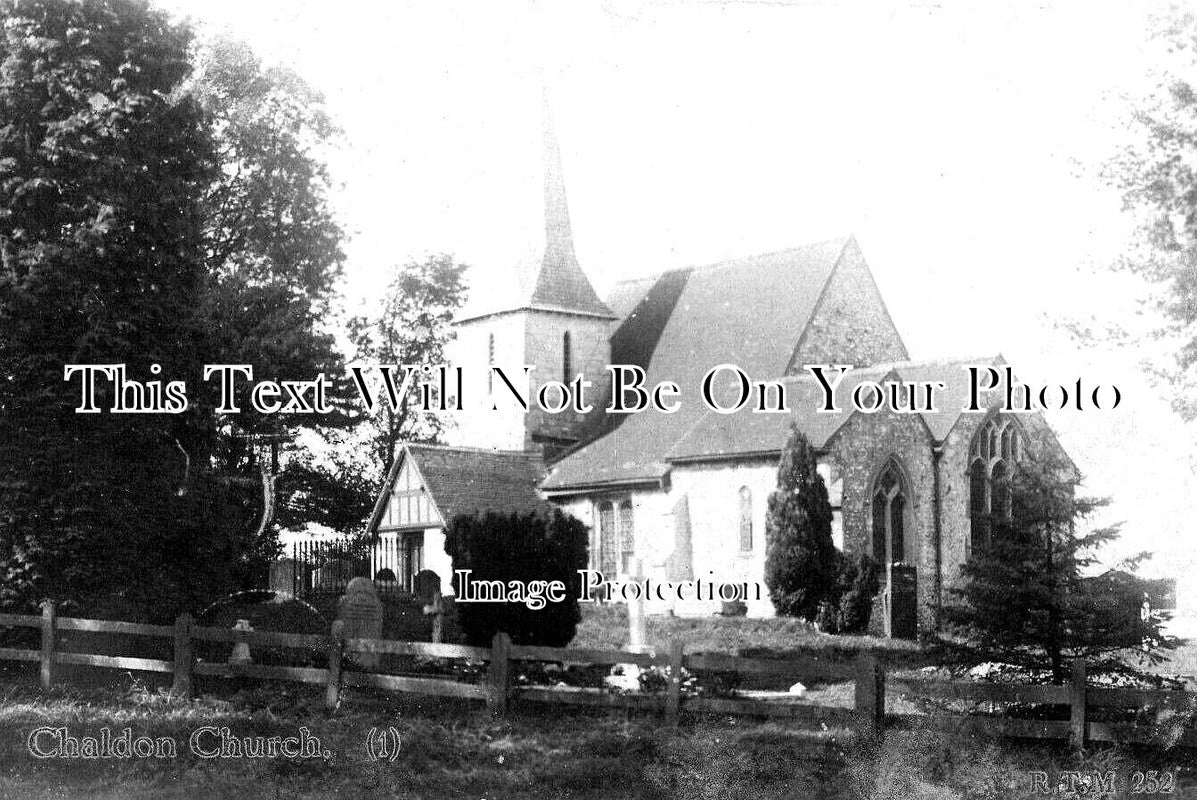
left=665, top=357, right=1009, bottom=463
left=543, top=354, right=1057, bottom=491
left=542, top=237, right=853, bottom=490
left=366, top=444, right=550, bottom=532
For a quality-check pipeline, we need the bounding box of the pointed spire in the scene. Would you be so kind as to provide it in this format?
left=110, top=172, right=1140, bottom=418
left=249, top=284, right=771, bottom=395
left=529, top=81, right=614, bottom=318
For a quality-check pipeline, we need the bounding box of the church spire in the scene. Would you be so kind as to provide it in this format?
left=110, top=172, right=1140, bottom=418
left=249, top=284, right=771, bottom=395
left=529, top=81, right=614, bottom=318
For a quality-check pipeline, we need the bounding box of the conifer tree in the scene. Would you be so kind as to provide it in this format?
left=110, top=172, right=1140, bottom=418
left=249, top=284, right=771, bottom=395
left=764, top=426, right=838, bottom=620
left=941, top=441, right=1174, bottom=682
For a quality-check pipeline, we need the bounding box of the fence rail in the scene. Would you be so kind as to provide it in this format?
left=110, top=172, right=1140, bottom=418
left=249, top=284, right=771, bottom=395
left=1, top=600, right=1194, bottom=749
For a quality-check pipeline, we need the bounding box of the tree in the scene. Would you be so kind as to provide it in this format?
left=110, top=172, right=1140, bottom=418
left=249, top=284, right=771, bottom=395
left=940, top=443, right=1174, bottom=683
left=1103, top=8, right=1197, bottom=420
left=443, top=510, right=588, bottom=647
left=764, top=426, right=838, bottom=620
left=348, top=254, right=468, bottom=480
left=0, top=1, right=355, bottom=618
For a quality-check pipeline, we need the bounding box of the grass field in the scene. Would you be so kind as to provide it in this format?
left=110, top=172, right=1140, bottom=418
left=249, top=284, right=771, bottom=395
left=0, top=679, right=1193, bottom=799
left=572, top=604, right=922, bottom=657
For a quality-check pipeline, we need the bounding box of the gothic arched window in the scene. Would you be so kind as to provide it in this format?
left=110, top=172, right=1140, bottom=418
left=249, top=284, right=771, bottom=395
left=562, top=331, right=572, bottom=383
left=738, top=486, right=753, bottom=551
left=968, top=415, right=1021, bottom=556
left=871, top=459, right=908, bottom=565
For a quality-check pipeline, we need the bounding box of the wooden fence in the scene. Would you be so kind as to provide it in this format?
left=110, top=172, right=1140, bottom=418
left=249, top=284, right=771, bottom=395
left=0, top=602, right=1192, bottom=749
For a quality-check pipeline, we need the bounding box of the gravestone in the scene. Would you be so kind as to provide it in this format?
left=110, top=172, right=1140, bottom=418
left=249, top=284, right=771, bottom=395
left=414, top=570, right=444, bottom=644
left=867, top=563, right=918, bottom=639
left=268, top=559, right=299, bottom=594
left=337, top=577, right=383, bottom=669
left=885, top=563, right=918, bottom=640
left=414, top=569, right=441, bottom=599
left=315, top=558, right=352, bottom=590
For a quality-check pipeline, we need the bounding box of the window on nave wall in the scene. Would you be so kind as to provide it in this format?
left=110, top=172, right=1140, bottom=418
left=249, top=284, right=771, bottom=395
left=595, top=498, right=635, bottom=576
left=871, top=458, right=908, bottom=565
left=968, top=414, right=1021, bottom=557
left=487, top=332, right=495, bottom=395
left=562, top=330, right=572, bottom=383
left=738, top=486, right=753, bottom=552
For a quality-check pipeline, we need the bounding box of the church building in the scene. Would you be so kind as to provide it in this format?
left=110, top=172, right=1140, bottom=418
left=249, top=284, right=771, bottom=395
left=365, top=92, right=1071, bottom=636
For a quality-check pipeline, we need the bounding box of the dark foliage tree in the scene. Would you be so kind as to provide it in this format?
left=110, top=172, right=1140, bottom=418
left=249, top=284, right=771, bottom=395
left=0, top=1, right=355, bottom=619
left=940, top=443, right=1174, bottom=683
left=443, top=510, right=588, bottom=647
left=347, top=253, right=467, bottom=480
left=764, top=426, right=838, bottom=620
left=834, top=552, right=881, bottom=634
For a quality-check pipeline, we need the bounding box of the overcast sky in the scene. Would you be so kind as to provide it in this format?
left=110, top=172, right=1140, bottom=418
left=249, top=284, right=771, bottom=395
left=159, top=0, right=1196, bottom=587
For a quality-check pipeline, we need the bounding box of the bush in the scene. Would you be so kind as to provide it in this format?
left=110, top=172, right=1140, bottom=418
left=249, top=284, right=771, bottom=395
left=763, top=426, right=838, bottom=620
left=836, top=552, right=881, bottom=634
left=443, top=509, right=588, bottom=647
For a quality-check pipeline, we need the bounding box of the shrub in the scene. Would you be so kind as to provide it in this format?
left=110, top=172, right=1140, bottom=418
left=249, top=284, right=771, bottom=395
left=836, top=552, right=881, bottom=634
left=443, top=509, right=588, bottom=647
left=764, top=426, right=838, bottom=620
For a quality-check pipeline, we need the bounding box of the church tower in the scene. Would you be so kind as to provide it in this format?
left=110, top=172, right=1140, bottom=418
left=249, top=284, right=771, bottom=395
left=447, top=85, right=615, bottom=457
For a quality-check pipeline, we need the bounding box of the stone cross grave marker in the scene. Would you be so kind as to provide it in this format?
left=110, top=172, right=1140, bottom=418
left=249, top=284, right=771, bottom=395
left=337, top=577, right=383, bottom=669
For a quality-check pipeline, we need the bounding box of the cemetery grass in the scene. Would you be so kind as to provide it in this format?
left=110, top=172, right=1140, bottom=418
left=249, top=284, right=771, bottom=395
left=0, top=679, right=1193, bottom=799
left=573, top=604, right=926, bottom=661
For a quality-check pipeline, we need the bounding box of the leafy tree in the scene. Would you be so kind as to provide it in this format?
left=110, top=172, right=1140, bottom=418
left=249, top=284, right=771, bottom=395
left=444, top=510, right=588, bottom=647
left=348, top=254, right=467, bottom=479
left=0, top=1, right=355, bottom=619
left=1103, top=8, right=1197, bottom=420
left=764, top=426, right=838, bottom=620
left=940, top=443, right=1174, bottom=683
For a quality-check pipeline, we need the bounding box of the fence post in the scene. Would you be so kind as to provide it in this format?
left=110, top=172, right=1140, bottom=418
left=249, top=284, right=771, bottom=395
left=854, top=654, right=884, bottom=736
left=665, top=640, right=684, bottom=727
left=39, top=600, right=56, bottom=691
left=173, top=613, right=194, bottom=698
left=325, top=620, right=345, bottom=714
left=487, top=632, right=511, bottom=717
left=1070, top=658, right=1087, bottom=752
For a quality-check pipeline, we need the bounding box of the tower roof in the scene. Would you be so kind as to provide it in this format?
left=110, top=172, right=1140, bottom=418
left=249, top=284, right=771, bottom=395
left=457, top=86, right=614, bottom=323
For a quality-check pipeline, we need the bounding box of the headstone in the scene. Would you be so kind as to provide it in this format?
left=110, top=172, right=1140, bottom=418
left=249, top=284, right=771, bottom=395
left=269, top=559, right=299, bottom=594
left=315, top=558, right=352, bottom=590
left=337, top=577, right=383, bottom=669
left=885, top=563, right=918, bottom=640
left=229, top=619, right=253, bottom=665
left=416, top=570, right=445, bottom=643
left=413, top=569, right=441, bottom=599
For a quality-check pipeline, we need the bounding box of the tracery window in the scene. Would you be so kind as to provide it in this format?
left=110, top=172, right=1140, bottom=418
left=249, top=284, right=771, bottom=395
left=871, top=459, right=908, bottom=564
left=969, top=415, right=1021, bottom=556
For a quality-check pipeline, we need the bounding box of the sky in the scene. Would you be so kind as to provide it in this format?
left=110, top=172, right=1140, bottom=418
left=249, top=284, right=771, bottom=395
left=158, top=0, right=1196, bottom=586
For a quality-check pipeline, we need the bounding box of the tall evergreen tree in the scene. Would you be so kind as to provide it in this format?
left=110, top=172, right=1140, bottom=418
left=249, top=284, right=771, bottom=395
left=941, top=442, right=1174, bottom=683
left=764, top=426, right=838, bottom=620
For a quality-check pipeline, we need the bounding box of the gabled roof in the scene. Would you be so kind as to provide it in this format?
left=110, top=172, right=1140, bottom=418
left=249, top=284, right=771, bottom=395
left=665, top=357, right=1007, bottom=464
left=542, top=353, right=1064, bottom=491
left=366, top=444, right=550, bottom=532
left=542, top=237, right=852, bottom=490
